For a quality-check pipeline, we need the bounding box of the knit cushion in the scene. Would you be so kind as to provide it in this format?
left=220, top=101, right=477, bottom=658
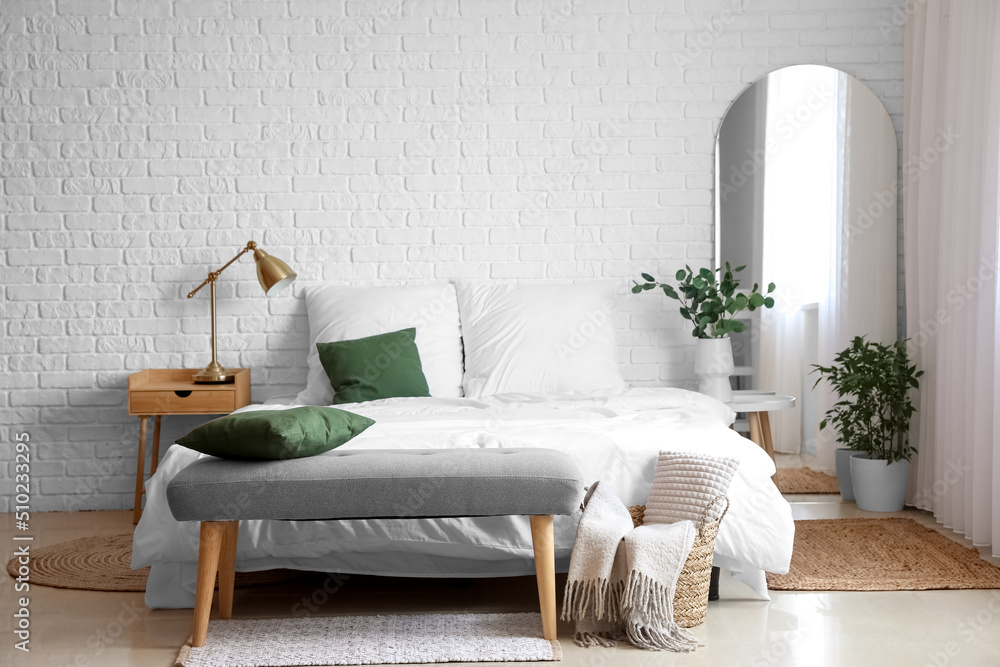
left=642, top=452, right=739, bottom=525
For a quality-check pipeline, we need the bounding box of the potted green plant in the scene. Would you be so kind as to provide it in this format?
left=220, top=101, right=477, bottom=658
left=811, top=336, right=923, bottom=511
left=633, top=263, right=775, bottom=402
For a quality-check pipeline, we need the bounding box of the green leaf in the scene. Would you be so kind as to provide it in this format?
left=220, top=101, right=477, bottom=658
left=676, top=269, right=686, bottom=281
left=763, top=296, right=775, bottom=308
left=767, top=282, right=776, bottom=293
left=749, top=293, right=765, bottom=308
left=663, top=285, right=678, bottom=299
left=641, top=273, right=655, bottom=282
left=734, top=264, right=746, bottom=273
left=631, top=285, right=643, bottom=294
left=699, top=267, right=713, bottom=280
left=730, top=320, right=746, bottom=333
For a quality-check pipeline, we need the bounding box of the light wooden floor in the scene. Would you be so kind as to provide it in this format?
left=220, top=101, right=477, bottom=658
left=3, top=500, right=1000, bottom=667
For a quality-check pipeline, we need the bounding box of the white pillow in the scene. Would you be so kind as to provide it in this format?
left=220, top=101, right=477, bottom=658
left=643, top=452, right=740, bottom=526
left=456, top=281, right=627, bottom=398
left=295, top=283, right=464, bottom=405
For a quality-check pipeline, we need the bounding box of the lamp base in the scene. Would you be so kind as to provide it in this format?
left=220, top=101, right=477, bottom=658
left=192, top=361, right=236, bottom=384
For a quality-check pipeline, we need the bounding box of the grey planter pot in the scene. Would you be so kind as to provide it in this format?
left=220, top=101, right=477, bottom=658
left=834, top=448, right=865, bottom=501
left=850, top=455, right=910, bottom=512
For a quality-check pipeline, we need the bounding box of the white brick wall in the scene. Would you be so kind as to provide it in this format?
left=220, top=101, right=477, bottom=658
left=0, top=0, right=905, bottom=512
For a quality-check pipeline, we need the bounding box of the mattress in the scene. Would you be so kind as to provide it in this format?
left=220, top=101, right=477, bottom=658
left=132, top=387, right=794, bottom=608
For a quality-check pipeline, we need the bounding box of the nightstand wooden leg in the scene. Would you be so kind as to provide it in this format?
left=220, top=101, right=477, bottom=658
left=133, top=416, right=148, bottom=525
left=759, top=411, right=776, bottom=461
left=150, top=415, right=162, bottom=477
left=748, top=411, right=763, bottom=452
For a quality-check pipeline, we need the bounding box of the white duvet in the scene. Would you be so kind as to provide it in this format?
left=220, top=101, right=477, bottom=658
left=132, top=388, right=794, bottom=609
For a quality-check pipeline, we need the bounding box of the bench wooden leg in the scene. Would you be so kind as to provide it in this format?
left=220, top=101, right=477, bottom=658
left=218, top=521, right=239, bottom=619
left=193, top=521, right=227, bottom=647
left=529, top=514, right=557, bottom=641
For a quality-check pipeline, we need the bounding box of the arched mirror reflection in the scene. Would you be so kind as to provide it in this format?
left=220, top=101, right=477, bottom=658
left=715, top=65, right=897, bottom=467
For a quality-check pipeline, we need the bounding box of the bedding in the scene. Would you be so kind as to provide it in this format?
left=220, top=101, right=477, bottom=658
left=133, top=387, right=794, bottom=609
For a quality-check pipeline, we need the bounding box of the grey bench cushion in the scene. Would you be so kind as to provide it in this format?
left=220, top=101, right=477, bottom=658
left=166, top=448, right=584, bottom=522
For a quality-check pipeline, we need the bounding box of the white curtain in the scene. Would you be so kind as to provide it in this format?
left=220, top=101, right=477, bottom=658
left=904, top=0, right=1000, bottom=556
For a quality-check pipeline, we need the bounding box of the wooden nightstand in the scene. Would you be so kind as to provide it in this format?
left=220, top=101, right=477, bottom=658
left=127, top=369, right=251, bottom=523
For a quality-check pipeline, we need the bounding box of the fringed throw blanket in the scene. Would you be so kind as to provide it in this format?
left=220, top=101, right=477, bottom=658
left=562, top=481, right=699, bottom=652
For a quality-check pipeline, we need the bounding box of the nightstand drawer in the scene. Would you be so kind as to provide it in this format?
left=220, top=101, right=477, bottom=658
left=130, top=390, right=236, bottom=415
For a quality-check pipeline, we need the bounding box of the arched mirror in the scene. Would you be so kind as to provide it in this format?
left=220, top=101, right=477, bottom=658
left=715, top=65, right=897, bottom=466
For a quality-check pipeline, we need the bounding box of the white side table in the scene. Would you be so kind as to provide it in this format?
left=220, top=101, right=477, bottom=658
left=726, top=391, right=796, bottom=461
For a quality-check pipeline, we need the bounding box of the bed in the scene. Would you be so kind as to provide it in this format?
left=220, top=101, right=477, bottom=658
left=131, top=281, right=794, bottom=609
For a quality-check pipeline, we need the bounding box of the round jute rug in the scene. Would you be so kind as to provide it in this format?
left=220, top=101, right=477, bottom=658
left=5, top=534, right=306, bottom=592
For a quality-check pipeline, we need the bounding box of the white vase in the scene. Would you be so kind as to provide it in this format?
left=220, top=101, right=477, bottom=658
left=694, top=337, right=734, bottom=403
left=850, top=455, right=910, bottom=512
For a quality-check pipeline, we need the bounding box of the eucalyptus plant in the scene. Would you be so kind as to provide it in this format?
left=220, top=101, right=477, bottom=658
left=632, top=262, right=776, bottom=339
left=811, top=336, right=923, bottom=464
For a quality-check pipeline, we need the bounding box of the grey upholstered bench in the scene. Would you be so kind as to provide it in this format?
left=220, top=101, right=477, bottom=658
left=166, top=448, right=584, bottom=647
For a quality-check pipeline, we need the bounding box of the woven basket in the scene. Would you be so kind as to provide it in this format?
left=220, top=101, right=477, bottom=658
left=626, top=494, right=729, bottom=628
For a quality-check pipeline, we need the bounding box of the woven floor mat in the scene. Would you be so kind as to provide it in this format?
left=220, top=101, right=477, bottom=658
left=772, top=467, right=840, bottom=494
left=767, top=518, right=1000, bottom=591
left=176, top=613, right=560, bottom=666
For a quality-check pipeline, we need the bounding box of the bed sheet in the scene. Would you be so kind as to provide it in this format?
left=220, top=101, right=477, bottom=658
left=132, top=388, right=793, bottom=608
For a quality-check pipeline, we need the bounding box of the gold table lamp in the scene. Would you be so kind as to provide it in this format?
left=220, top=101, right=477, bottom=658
left=187, top=240, right=297, bottom=384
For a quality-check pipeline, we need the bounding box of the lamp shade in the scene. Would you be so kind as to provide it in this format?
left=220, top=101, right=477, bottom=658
left=254, top=250, right=297, bottom=295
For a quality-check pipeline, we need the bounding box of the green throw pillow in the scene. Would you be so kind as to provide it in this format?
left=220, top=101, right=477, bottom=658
left=177, top=406, right=375, bottom=460
left=317, top=327, right=431, bottom=405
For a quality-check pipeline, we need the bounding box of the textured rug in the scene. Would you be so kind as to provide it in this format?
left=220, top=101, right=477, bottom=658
left=772, top=467, right=840, bottom=494
left=176, top=613, right=561, bottom=666
left=767, top=518, right=1000, bottom=591
left=5, top=534, right=304, bottom=592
